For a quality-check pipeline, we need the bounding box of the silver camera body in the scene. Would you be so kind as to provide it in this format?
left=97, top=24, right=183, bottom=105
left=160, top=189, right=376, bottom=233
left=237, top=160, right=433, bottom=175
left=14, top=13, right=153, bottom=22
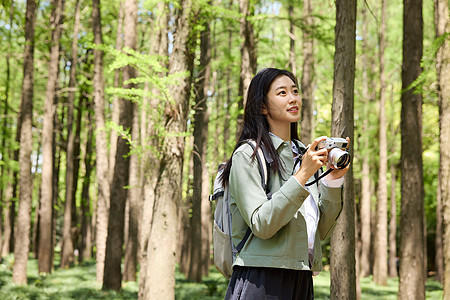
left=317, top=137, right=350, bottom=169
left=317, top=137, right=348, bottom=150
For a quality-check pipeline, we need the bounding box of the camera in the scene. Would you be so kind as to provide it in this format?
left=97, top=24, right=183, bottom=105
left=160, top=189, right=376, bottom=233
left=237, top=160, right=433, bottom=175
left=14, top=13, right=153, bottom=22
left=317, top=137, right=350, bottom=169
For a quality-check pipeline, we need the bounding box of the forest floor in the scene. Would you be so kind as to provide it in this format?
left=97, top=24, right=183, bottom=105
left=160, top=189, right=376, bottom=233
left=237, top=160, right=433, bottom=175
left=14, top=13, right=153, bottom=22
left=0, top=254, right=443, bottom=299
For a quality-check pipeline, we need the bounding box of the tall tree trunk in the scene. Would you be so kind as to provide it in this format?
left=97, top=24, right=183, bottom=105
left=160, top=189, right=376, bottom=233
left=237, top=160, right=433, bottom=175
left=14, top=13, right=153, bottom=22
left=388, top=163, right=398, bottom=278
left=80, top=98, right=94, bottom=262
left=123, top=100, right=139, bottom=282
left=61, top=0, right=81, bottom=268
left=329, top=0, right=356, bottom=299
left=236, top=0, right=256, bottom=136
left=102, top=0, right=137, bottom=291
left=288, top=1, right=296, bottom=75
left=12, top=0, right=37, bottom=284
left=188, top=11, right=212, bottom=282
left=223, top=1, right=233, bottom=159
left=359, top=4, right=371, bottom=278
left=144, top=0, right=197, bottom=298
left=300, top=0, right=314, bottom=145
left=137, top=2, right=168, bottom=297
left=0, top=1, right=15, bottom=254
left=398, top=0, right=425, bottom=298
left=373, top=0, right=388, bottom=286
left=92, top=0, right=110, bottom=282
left=108, top=1, right=124, bottom=185
left=435, top=0, right=450, bottom=295
left=37, top=0, right=64, bottom=275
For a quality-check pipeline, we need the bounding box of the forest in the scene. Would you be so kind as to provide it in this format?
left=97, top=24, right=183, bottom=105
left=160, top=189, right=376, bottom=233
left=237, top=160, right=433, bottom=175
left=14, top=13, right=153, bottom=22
left=0, top=0, right=449, bottom=299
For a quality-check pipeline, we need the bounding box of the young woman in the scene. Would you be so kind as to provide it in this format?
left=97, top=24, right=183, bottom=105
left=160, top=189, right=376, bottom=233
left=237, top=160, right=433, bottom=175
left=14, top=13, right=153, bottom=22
left=221, top=68, right=349, bottom=300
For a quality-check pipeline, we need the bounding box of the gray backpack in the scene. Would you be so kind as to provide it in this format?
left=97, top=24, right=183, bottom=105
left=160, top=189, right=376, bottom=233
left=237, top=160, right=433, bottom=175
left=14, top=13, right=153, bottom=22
left=209, top=140, right=269, bottom=279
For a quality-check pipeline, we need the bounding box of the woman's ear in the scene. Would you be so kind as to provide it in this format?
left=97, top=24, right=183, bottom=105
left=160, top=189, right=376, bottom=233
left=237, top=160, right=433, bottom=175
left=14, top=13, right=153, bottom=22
left=261, top=103, right=268, bottom=115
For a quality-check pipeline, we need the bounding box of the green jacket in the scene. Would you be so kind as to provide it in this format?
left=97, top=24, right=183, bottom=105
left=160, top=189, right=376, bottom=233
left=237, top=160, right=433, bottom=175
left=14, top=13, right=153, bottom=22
left=229, top=134, right=343, bottom=272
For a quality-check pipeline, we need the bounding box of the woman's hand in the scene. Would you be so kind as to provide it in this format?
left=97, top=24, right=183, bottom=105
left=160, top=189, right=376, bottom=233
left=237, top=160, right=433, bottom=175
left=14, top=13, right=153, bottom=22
left=294, top=136, right=328, bottom=186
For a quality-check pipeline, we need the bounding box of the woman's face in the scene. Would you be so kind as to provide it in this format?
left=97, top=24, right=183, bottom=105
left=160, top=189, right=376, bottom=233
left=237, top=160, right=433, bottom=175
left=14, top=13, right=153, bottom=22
left=262, top=75, right=301, bottom=130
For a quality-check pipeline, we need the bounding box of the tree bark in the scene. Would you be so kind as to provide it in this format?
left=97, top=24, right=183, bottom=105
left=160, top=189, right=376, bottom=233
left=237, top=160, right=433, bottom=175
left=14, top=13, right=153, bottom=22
left=12, top=0, right=37, bottom=284
left=288, top=1, right=296, bottom=75
left=373, top=0, right=388, bottom=286
left=188, top=11, right=212, bottom=282
left=434, top=0, right=450, bottom=295
left=359, top=4, right=371, bottom=278
left=61, top=0, right=81, bottom=269
left=388, top=163, right=398, bottom=278
left=144, top=0, right=197, bottom=298
left=329, top=0, right=357, bottom=299
left=398, top=0, right=425, bottom=298
left=137, top=2, right=168, bottom=297
left=123, top=100, right=139, bottom=282
left=102, top=0, right=137, bottom=291
left=92, top=0, right=110, bottom=283
left=0, top=1, right=15, bottom=254
left=108, top=1, right=124, bottom=186
left=80, top=98, right=94, bottom=262
left=300, top=0, right=314, bottom=145
left=37, top=0, right=64, bottom=275
left=236, top=0, right=257, bottom=136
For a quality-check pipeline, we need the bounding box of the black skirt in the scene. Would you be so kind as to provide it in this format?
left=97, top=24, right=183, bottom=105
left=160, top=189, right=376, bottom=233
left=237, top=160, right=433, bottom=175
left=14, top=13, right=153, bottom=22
left=224, top=266, right=314, bottom=300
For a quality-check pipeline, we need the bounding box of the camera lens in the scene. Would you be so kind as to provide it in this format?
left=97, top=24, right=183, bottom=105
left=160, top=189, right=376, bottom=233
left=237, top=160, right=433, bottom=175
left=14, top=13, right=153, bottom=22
left=329, top=148, right=351, bottom=169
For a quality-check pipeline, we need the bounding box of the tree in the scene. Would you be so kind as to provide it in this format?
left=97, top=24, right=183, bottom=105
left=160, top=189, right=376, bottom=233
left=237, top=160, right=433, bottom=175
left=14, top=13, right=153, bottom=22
left=373, top=0, right=388, bottom=286
left=434, top=0, right=450, bottom=296
left=12, top=0, right=37, bottom=284
left=92, top=0, right=110, bottom=283
left=300, top=0, right=314, bottom=144
left=398, top=0, right=425, bottom=298
left=102, top=0, right=137, bottom=291
left=188, top=13, right=212, bottom=281
left=236, top=0, right=257, bottom=135
left=358, top=3, right=372, bottom=279
left=329, top=0, right=357, bottom=299
left=144, top=0, right=198, bottom=297
left=60, top=0, right=81, bottom=269
left=37, top=0, right=64, bottom=274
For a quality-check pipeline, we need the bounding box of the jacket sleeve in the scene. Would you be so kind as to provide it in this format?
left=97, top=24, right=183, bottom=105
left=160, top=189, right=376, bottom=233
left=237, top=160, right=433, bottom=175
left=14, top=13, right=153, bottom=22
left=317, top=183, right=343, bottom=240
left=230, top=147, right=310, bottom=240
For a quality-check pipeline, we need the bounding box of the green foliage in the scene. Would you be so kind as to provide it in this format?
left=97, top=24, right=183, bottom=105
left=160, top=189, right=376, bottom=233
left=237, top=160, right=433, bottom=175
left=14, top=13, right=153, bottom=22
left=0, top=256, right=138, bottom=300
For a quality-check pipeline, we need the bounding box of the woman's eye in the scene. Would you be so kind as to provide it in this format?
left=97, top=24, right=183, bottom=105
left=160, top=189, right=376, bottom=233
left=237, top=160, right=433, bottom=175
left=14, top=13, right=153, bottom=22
left=278, top=91, right=286, bottom=95
left=293, top=89, right=299, bottom=94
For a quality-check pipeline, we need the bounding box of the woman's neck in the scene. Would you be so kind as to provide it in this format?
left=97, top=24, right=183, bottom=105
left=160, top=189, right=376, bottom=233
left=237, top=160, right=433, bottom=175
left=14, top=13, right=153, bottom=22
left=270, top=125, right=291, bottom=141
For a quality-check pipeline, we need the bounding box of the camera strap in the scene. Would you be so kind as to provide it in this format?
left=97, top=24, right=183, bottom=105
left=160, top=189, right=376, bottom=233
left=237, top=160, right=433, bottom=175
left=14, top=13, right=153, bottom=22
left=305, top=168, right=333, bottom=187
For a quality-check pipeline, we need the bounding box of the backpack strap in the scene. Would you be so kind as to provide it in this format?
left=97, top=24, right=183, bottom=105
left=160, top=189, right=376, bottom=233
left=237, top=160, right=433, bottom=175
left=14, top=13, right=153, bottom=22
left=234, top=140, right=270, bottom=254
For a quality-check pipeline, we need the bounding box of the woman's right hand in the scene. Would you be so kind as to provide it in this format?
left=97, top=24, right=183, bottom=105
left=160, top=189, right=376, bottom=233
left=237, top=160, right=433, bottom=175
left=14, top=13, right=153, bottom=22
left=294, top=136, right=328, bottom=186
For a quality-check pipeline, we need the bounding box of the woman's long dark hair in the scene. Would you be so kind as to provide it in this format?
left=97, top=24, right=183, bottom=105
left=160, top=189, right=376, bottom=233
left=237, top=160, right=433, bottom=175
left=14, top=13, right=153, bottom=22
left=220, top=68, right=300, bottom=186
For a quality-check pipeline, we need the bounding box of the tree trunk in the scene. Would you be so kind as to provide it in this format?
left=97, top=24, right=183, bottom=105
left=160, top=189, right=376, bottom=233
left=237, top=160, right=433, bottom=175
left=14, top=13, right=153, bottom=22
left=398, top=0, right=425, bottom=298
left=236, top=0, right=257, bottom=136
left=12, top=0, right=37, bottom=284
left=373, top=0, right=388, bottom=286
left=359, top=4, right=371, bottom=278
left=435, top=0, right=450, bottom=295
left=329, top=0, right=357, bottom=299
left=0, top=1, right=15, bottom=254
left=137, top=2, right=168, bottom=297
left=144, top=0, right=197, bottom=298
left=92, top=0, right=110, bottom=283
left=102, top=0, right=137, bottom=291
left=123, top=101, right=139, bottom=282
left=61, top=0, right=81, bottom=268
left=188, top=13, right=212, bottom=282
left=80, top=98, right=94, bottom=262
left=288, top=1, right=296, bottom=75
left=37, top=0, right=64, bottom=275
left=300, top=0, right=314, bottom=145
left=388, top=163, right=398, bottom=278
left=108, top=1, right=124, bottom=186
